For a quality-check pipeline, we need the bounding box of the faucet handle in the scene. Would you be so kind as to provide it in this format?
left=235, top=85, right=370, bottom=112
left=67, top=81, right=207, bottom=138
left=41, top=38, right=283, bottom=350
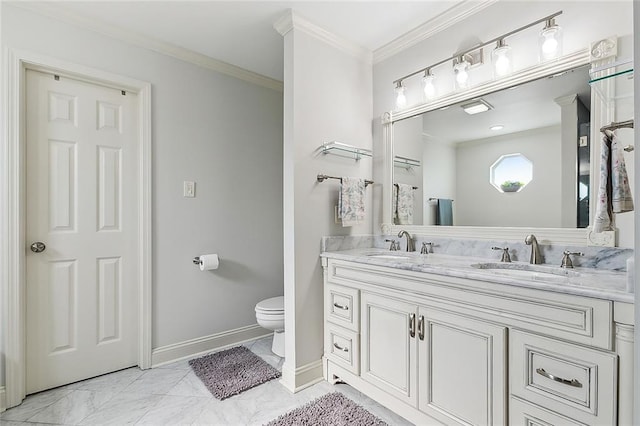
left=561, top=251, right=583, bottom=268
left=491, top=246, right=511, bottom=263
left=421, top=242, right=433, bottom=254
left=385, top=239, right=399, bottom=251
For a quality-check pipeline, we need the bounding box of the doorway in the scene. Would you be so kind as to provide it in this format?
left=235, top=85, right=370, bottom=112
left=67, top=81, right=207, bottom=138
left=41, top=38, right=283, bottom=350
left=2, top=50, right=152, bottom=407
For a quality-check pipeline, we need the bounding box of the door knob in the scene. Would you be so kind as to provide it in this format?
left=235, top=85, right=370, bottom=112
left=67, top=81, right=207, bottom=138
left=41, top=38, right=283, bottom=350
left=30, top=242, right=46, bottom=253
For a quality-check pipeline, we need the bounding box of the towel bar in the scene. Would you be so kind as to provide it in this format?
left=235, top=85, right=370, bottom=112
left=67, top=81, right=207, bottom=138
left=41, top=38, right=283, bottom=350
left=317, top=174, right=373, bottom=186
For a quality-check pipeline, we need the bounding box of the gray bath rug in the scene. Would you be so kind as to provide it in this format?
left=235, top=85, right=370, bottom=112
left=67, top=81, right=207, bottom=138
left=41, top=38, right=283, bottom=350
left=265, top=392, right=388, bottom=426
left=188, top=345, right=281, bottom=400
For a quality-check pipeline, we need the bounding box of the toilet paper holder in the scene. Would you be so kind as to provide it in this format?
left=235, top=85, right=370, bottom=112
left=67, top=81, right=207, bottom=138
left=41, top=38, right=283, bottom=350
left=192, top=256, right=202, bottom=265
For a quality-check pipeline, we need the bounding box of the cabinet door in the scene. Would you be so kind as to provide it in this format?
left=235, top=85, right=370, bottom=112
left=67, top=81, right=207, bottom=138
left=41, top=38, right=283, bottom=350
left=361, top=292, right=417, bottom=406
left=418, top=308, right=507, bottom=425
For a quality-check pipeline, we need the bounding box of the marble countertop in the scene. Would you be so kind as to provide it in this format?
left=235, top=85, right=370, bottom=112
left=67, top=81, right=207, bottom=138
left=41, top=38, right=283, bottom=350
left=321, top=248, right=633, bottom=303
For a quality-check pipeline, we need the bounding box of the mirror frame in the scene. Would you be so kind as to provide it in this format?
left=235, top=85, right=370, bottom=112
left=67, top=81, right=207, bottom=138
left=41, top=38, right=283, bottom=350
left=381, top=48, right=616, bottom=246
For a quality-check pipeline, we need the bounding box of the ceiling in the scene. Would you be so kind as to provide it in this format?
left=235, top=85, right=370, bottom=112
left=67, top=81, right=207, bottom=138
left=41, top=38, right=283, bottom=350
left=419, top=65, right=591, bottom=145
left=23, top=1, right=469, bottom=81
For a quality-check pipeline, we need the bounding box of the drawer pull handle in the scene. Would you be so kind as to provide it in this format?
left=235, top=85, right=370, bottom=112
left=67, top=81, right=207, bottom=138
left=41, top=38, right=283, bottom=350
left=333, top=302, right=349, bottom=311
left=409, top=313, right=416, bottom=338
left=536, top=368, right=583, bottom=388
left=333, top=343, right=349, bottom=352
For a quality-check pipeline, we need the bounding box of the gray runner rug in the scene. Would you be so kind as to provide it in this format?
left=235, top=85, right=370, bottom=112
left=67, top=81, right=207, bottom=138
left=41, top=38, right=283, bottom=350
left=189, top=345, right=281, bottom=400
left=265, top=392, right=388, bottom=426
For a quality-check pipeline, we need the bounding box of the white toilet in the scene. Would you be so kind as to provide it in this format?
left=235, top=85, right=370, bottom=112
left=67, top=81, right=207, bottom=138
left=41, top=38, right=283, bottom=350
left=255, top=296, right=285, bottom=357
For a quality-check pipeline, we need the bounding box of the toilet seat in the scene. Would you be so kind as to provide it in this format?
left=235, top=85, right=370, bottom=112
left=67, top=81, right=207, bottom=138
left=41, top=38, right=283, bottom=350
left=255, top=296, right=284, bottom=313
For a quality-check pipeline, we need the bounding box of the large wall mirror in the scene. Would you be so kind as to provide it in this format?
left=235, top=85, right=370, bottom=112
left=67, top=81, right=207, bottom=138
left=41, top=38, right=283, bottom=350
left=392, top=65, right=590, bottom=228
left=382, top=48, right=634, bottom=245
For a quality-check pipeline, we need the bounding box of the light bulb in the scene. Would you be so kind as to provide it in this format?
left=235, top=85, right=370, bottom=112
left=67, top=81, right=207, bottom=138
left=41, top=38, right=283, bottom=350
left=539, top=18, right=562, bottom=61
left=453, top=59, right=469, bottom=89
left=394, top=82, right=407, bottom=109
left=541, top=34, right=558, bottom=54
left=422, top=71, right=436, bottom=100
left=492, top=39, right=512, bottom=78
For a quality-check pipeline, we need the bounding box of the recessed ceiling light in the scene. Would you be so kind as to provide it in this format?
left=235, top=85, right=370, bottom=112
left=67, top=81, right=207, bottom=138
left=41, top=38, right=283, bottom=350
left=460, top=99, right=493, bottom=115
left=490, top=125, right=504, bottom=131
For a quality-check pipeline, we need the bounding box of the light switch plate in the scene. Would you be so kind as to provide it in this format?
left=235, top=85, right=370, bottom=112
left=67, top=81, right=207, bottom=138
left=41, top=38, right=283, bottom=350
left=183, top=181, right=196, bottom=198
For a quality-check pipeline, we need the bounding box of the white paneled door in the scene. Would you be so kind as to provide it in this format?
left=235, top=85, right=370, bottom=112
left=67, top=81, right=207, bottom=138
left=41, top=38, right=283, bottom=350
left=25, top=70, right=139, bottom=394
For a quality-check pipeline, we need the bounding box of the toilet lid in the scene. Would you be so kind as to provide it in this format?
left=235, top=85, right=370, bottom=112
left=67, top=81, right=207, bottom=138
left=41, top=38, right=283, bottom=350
left=255, top=296, right=284, bottom=312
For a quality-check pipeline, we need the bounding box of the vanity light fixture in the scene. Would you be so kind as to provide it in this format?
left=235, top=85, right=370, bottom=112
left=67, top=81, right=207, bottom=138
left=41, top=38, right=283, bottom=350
left=391, top=11, right=562, bottom=109
left=422, top=69, right=436, bottom=100
left=394, top=81, right=407, bottom=109
left=539, top=17, right=563, bottom=61
left=460, top=99, right=493, bottom=115
left=492, top=39, right=513, bottom=77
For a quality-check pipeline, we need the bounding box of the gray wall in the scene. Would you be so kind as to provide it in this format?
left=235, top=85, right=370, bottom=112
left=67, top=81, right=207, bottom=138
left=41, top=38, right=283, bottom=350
left=282, top=27, right=373, bottom=386
left=1, top=4, right=284, bottom=386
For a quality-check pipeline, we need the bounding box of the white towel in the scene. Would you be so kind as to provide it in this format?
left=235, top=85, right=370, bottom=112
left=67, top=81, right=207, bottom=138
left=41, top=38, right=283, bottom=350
left=396, top=184, right=414, bottom=225
left=593, top=132, right=633, bottom=232
left=339, top=177, right=365, bottom=227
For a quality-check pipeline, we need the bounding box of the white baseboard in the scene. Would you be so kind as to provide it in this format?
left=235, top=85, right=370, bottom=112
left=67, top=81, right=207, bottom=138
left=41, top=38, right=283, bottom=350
left=280, top=359, right=324, bottom=393
left=0, top=386, right=6, bottom=413
left=151, top=324, right=271, bottom=367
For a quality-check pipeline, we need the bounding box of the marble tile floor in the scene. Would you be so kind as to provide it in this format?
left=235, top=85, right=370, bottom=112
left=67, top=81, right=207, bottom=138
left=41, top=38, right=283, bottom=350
left=1, top=336, right=413, bottom=426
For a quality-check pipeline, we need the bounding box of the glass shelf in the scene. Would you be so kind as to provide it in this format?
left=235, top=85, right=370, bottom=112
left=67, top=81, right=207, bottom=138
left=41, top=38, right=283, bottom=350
left=321, top=141, right=421, bottom=168
left=320, top=141, right=372, bottom=160
left=394, top=155, right=421, bottom=169
left=589, top=59, right=633, bottom=106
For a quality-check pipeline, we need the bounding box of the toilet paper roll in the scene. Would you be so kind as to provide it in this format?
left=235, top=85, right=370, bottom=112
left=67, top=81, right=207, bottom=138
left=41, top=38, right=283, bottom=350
left=199, top=254, right=219, bottom=271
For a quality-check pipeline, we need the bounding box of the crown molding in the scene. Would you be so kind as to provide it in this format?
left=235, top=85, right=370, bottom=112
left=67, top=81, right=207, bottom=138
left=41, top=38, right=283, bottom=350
left=373, top=0, right=499, bottom=64
left=7, top=2, right=283, bottom=92
left=274, top=10, right=372, bottom=64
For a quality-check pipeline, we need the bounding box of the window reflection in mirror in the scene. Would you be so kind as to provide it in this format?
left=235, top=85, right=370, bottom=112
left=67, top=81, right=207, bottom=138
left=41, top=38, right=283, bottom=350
left=392, top=65, right=591, bottom=227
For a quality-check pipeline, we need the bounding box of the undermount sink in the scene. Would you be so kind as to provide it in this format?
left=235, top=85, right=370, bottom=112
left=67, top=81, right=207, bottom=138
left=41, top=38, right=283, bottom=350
left=365, top=253, right=413, bottom=261
left=471, top=262, right=580, bottom=280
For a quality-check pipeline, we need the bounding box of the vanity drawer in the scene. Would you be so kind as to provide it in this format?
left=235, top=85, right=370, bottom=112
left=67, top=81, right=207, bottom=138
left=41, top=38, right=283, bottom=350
left=325, top=284, right=359, bottom=331
left=510, top=330, right=617, bottom=425
left=510, top=396, right=587, bottom=426
left=325, top=323, right=359, bottom=374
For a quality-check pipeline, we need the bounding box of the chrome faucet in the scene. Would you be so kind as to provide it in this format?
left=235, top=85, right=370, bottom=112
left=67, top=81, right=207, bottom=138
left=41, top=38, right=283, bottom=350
left=524, top=234, right=542, bottom=264
left=398, top=230, right=415, bottom=252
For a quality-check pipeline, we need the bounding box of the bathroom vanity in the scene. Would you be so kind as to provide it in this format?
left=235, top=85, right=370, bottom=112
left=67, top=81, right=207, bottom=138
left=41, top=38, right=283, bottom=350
left=320, top=249, right=634, bottom=426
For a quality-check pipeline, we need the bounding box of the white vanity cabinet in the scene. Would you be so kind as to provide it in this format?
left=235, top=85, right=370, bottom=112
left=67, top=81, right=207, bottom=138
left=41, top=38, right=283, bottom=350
left=321, top=257, right=633, bottom=426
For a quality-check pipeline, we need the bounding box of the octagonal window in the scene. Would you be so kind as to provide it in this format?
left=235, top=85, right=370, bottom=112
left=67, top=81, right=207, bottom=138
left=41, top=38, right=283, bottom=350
left=490, top=153, right=532, bottom=193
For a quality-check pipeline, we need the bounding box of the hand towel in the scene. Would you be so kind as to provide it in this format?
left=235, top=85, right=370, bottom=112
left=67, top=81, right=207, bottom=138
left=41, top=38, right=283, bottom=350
left=593, top=134, right=613, bottom=232
left=436, top=198, right=453, bottom=226
left=339, top=177, right=365, bottom=227
left=396, top=184, right=414, bottom=225
left=593, top=132, right=634, bottom=232
left=611, top=133, right=634, bottom=213
left=392, top=184, right=398, bottom=222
